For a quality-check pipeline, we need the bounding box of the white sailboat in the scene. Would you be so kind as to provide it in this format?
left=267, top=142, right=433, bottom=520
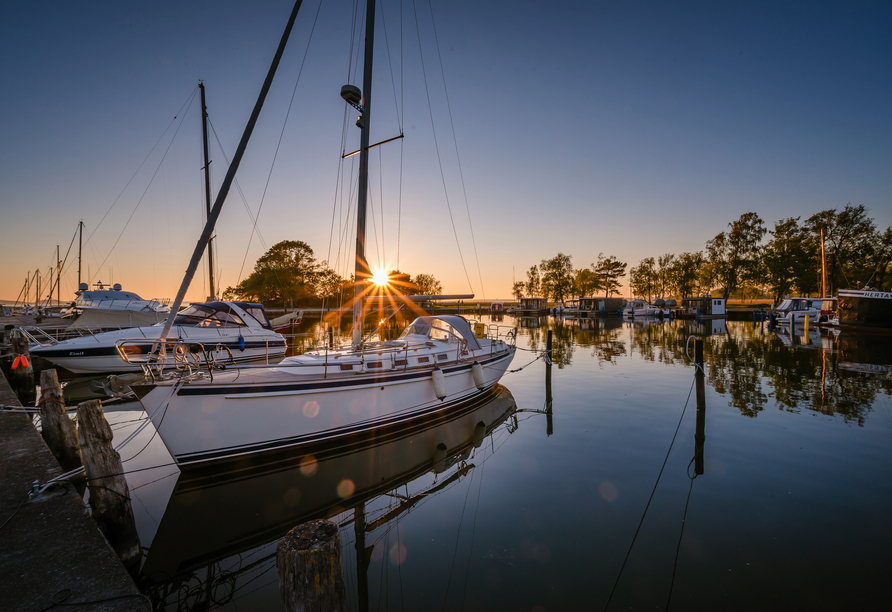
left=134, top=0, right=516, bottom=468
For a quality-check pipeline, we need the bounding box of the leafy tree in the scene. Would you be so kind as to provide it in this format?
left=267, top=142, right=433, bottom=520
left=865, top=227, right=892, bottom=290
left=411, top=273, right=443, bottom=295
left=594, top=254, right=627, bottom=297
left=806, top=204, right=876, bottom=292
left=574, top=268, right=602, bottom=298
left=526, top=265, right=541, bottom=298
left=512, top=281, right=526, bottom=300
left=761, top=218, right=818, bottom=302
left=225, top=240, right=319, bottom=307
left=706, top=212, right=766, bottom=300
left=630, top=257, right=657, bottom=301
left=540, top=253, right=576, bottom=303
left=668, top=251, right=705, bottom=298
left=315, top=264, right=346, bottom=301
left=656, top=253, right=676, bottom=298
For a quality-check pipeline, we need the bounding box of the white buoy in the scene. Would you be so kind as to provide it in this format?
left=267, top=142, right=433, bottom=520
left=471, top=361, right=485, bottom=390
left=432, top=367, right=447, bottom=400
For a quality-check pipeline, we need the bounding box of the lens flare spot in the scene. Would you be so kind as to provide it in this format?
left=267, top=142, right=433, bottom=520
left=302, top=400, right=320, bottom=418
left=389, top=542, right=407, bottom=565
left=337, top=479, right=355, bottom=498
left=598, top=481, right=618, bottom=502
left=299, top=455, right=318, bottom=477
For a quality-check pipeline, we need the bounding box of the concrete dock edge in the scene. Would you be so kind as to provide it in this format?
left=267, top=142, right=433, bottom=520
left=0, top=369, right=145, bottom=612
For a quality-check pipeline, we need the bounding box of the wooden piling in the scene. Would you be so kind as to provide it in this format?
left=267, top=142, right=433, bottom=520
left=277, top=519, right=346, bottom=612
left=76, top=399, right=141, bottom=567
left=38, top=369, right=81, bottom=471
left=694, top=338, right=706, bottom=476
left=10, top=332, right=35, bottom=404
left=545, top=329, right=553, bottom=436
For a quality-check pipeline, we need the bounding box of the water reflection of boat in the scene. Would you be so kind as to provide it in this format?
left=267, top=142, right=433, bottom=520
left=837, top=333, right=892, bottom=372
left=136, top=385, right=518, bottom=607
left=517, top=316, right=547, bottom=328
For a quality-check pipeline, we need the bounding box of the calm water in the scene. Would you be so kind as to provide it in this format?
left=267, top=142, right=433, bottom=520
left=107, top=315, right=892, bottom=611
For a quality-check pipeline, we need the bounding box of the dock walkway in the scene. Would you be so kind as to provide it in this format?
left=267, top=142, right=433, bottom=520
left=0, top=370, right=144, bottom=611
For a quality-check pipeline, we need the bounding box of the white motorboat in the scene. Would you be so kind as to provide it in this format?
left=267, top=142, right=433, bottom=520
left=30, top=301, right=285, bottom=374
left=622, top=298, right=669, bottom=317
left=133, top=0, right=516, bottom=469
left=60, top=281, right=170, bottom=328
left=772, top=297, right=821, bottom=325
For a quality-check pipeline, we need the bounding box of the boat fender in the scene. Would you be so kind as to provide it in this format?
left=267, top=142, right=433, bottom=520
left=11, top=355, right=29, bottom=370
left=238, top=336, right=246, bottom=351
left=432, top=367, right=447, bottom=400
left=471, top=361, right=485, bottom=390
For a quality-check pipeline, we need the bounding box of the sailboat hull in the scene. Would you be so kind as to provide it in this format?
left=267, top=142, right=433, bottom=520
left=138, top=348, right=516, bottom=467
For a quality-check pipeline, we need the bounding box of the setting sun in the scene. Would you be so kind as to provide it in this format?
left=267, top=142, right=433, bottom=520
left=371, top=269, right=389, bottom=287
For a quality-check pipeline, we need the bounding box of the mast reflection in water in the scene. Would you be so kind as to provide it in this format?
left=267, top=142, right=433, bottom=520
left=123, top=386, right=518, bottom=611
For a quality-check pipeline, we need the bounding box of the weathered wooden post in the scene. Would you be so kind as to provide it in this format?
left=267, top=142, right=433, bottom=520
left=694, top=338, right=706, bottom=476
left=277, top=519, right=347, bottom=612
left=77, top=399, right=141, bottom=568
left=38, top=369, right=81, bottom=471
left=545, top=329, right=553, bottom=437
left=10, top=332, right=35, bottom=404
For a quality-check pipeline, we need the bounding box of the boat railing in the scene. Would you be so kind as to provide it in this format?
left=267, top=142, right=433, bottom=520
left=19, top=323, right=146, bottom=347
left=116, top=338, right=236, bottom=381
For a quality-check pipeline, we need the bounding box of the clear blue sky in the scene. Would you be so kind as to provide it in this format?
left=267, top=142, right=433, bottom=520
left=1, top=0, right=889, bottom=302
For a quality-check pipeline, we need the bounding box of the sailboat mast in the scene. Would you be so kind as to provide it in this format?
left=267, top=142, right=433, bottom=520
left=156, top=0, right=305, bottom=349
left=352, top=0, right=377, bottom=347
left=56, top=244, right=61, bottom=307
left=199, top=81, right=216, bottom=301
left=77, top=221, right=83, bottom=290
left=820, top=228, right=827, bottom=297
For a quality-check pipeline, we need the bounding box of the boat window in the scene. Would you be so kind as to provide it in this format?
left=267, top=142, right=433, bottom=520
left=418, top=356, right=430, bottom=363
left=395, top=359, right=408, bottom=366
left=172, top=304, right=247, bottom=328
left=428, top=322, right=455, bottom=342
left=241, top=305, right=273, bottom=330
left=367, top=362, right=383, bottom=369
left=399, top=321, right=432, bottom=338
left=776, top=300, right=792, bottom=311
left=437, top=354, right=448, bottom=361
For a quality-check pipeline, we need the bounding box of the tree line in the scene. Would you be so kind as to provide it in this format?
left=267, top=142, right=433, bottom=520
left=629, top=204, right=891, bottom=303
left=512, top=253, right=628, bottom=303
left=222, top=240, right=443, bottom=307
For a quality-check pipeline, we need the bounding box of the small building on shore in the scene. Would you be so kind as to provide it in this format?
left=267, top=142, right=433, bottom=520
left=682, top=296, right=726, bottom=317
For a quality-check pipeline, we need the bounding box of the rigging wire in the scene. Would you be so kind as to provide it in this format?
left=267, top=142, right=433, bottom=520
left=410, top=0, right=475, bottom=294
left=85, top=87, right=198, bottom=249
left=88, top=91, right=199, bottom=284
left=235, top=0, right=324, bottom=286
left=424, top=0, right=486, bottom=299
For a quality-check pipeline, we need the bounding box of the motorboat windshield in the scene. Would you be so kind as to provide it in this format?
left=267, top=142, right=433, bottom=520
left=169, top=303, right=247, bottom=328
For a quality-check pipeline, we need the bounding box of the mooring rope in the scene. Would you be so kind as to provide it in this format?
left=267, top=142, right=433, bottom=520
left=602, top=374, right=697, bottom=611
